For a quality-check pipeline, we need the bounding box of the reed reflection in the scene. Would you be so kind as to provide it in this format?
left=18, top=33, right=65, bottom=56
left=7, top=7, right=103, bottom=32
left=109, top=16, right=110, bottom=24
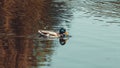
left=0, top=0, right=72, bottom=68
left=0, top=0, right=53, bottom=68
left=0, top=37, right=34, bottom=68
left=33, top=39, right=55, bottom=67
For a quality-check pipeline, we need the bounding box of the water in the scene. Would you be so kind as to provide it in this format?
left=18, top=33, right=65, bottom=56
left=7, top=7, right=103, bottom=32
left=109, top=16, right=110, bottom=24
left=0, top=0, right=120, bottom=68
left=39, top=0, right=120, bottom=68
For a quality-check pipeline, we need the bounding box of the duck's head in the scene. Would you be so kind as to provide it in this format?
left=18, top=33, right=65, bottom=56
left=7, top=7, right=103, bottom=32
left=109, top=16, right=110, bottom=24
left=59, top=28, right=69, bottom=37
left=59, top=28, right=66, bottom=34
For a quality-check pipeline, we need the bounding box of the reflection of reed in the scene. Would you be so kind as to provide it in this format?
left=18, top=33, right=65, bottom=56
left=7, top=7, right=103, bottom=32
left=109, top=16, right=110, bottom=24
left=0, top=0, right=52, bottom=68
left=0, top=0, right=52, bottom=35
left=33, top=40, right=54, bottom=67
left=49, top=1, right=73, bottom=28
left=0, top=38, right=34, bottom=68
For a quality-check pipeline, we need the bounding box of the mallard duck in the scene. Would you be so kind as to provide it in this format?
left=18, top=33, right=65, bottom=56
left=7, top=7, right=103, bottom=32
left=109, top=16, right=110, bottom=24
left=38, top=28, right=68, bottom=38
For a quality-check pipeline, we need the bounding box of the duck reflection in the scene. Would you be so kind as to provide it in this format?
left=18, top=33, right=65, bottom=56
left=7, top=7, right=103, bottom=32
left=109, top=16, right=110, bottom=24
left=59, top=38, right=67, bottom=45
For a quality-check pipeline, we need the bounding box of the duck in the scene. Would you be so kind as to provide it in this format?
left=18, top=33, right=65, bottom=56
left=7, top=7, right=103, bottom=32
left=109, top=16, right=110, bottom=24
left=38, top=28, right=68, bottom=38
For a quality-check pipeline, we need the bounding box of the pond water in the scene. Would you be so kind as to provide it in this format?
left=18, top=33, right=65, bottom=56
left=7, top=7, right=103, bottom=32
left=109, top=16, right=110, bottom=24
left=38, top=0, right=120, bottom=68
left=0, top=0, right=120, bottom=68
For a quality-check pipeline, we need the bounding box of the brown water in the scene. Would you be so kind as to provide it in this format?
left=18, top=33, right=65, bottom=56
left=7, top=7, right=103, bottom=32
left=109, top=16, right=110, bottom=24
left=0, top=0, right=53, bottom=68
left=0, top=0, right=120, bottom=68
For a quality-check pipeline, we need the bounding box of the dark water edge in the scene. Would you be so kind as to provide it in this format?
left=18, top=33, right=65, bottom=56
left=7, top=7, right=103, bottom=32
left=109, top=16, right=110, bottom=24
left=0, top=0, right=60, bottom=68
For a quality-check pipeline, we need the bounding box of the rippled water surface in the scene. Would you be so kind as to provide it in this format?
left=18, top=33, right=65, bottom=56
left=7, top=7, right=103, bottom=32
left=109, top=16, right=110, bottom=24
left=0, top=0, right=120, bottom=68
left=41, top=0, right=120, bottom=68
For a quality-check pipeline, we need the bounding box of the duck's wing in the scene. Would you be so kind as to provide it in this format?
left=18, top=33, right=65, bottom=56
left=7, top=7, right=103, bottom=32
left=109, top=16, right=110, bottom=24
left=38, top=30, right=58, bottom=36
left=38, top=30, right=44, bottom=35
